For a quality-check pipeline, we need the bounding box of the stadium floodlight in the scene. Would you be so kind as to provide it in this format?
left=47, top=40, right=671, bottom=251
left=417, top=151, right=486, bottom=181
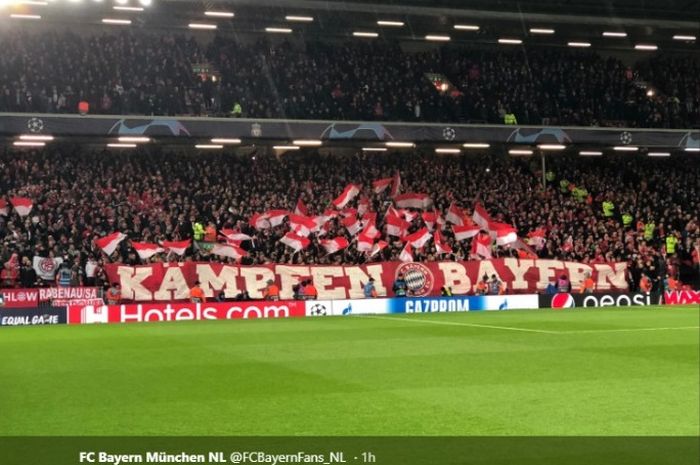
left=454, top=24, right=480, bottom=31
left=292, top=139, right=322, bottom=146
left=602, top=31, right=627, bottom=37
left=353, top=32, right=378, bottom=38
left=435, top=148, right=461, bottom=154
left=195, top=144, right=224, bottom=149
left=509, top=149, right=533, bottom=155
left=425, top=35, right=450, bottom=41
left=377, top=20, right=404, bottom=27
left=113, top=6, right=144, bottom=12
left=568, top=42, right=591, bottom=48
left=498, top=38, right=522, bottom=44
left=648, top=152, right=671, bottom=157
left=205, top=11, right=235, bottom=18
left=211, top=138, right=241, bottom=144
left=613, top=146, right=639, bottom=151
left=13, top=141, right=45, bottom=147
left=362, top=147, right=388, bottom=152
left=386, top=141, right=415, bottom=148
left=118, top=136, right=150, bottom=143
left=673, top=35, right=696, bottom=41
left=19, top=1, right=49, bottom=5
left=138, top=0, right=152, bottom=6
left=579, top=151, right=603, bottom=156
left=529, top=28, right=554, bottom=34
left=463, top=143, right=490, bottom=149
left=635, top=44, right=658, bottom=51
left=273, top=145, right=300, bottom=150
left=114, top=0, right=128, bottom=4
left=266, top=27, right=293, bottom=33
left=19, top=134, right=53, bottom=141
left=538, top=144, right=567, bottom=150
left=684, top=147, right=700, bottom=152
left=189, top=23, right=217, bottom=30
left=10, top=14, right=41, bottom=20
left=102, top=18, right=132, bottom=25
left=285, top=15, right=313, bottom=22
left=107, top=143, right=137, bottom=148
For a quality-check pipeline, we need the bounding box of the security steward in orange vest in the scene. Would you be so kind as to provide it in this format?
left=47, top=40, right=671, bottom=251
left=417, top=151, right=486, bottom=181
left=189, top=281, right=206, bottom=303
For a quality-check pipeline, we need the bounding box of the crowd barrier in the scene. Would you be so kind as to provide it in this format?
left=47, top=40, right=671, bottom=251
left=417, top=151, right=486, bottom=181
left=0, top=291, right=691, bottom=327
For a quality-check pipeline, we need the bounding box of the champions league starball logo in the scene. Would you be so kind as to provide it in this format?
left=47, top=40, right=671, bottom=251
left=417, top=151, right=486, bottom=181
left=442, top=127, right=456, bottom=141
left=307, top=303, right=328, bottom=316
left=395, top=262, right=434, bottom=297
left=620, top=131, right=633, bottom=145
left=26, top=118, right=44, bottom=133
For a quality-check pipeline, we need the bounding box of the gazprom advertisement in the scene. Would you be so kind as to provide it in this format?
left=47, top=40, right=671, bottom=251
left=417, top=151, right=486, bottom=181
left=305, top=295, right=540, bottom=317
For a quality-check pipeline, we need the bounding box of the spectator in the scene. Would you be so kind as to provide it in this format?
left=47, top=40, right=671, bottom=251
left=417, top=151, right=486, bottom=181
left=364, top=277, right=378, bottom=298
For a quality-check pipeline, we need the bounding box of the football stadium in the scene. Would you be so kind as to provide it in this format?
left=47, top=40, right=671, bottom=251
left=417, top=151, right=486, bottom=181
left=0, top=0, right=698, bottom=464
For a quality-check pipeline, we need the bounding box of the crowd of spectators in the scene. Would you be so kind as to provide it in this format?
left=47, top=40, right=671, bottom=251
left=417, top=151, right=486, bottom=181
left=1, top=148, right=698, bottom=291
left=1, top=30, right=698, bottom=128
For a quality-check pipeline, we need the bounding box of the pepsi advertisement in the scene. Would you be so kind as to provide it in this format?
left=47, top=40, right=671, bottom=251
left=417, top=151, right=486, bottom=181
left=540, top=292, right=662, bottom=309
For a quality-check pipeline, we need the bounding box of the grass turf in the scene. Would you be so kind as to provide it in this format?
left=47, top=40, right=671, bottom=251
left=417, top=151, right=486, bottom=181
left=0, top=305, right=697, bottom=436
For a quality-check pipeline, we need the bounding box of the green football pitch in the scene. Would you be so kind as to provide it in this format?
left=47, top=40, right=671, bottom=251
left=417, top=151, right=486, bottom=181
left=0, top=306, right=698, bottom=436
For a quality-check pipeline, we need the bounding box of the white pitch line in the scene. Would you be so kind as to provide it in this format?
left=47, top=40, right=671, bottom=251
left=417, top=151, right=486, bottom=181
left=558, top=326, right=700, bottom=334
left=365, top=315, right=557, bottom=334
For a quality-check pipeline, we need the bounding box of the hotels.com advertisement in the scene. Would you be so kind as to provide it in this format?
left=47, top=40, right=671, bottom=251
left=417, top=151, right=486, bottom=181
left=67, top=301, right=306, bottom=325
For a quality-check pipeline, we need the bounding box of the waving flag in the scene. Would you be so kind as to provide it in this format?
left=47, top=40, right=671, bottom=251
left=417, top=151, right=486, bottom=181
left=289, top=214, right=318, bottom=237
left=320, top=237, right=349, bottom=254
left=404, top=227, right=431, bottom=248
left=470, top=232, right=492, bottom=259
left=527, top=228, right=547, bottom=250
left=453, top=224, right=481, bottom=241
left=250, top=213, right=271, bottom=230
left=280, top=232, right=310, bottom=252
left=339, top=208, right=357, bottom=218
left=341, top=214, right=362, bottom=236
left=399, top=208, right=418, bottom=222
left=95, top=231, right=127, bottom=256
left=211, top=243, right=247, bottom=260
left=0, top=199, right=8, bottom=216
left=294, top=198, right=309, bottom=216
left=266, top=210, right=289, bottom=227
left=472, top=202, right=492, bottom=229
left=131, top=242, right=164, bottom=260
left=361, top=219, right=381, bottom=240
left=394, top=193, right=432, bottom=210
left=370, top=240, right=388, bottom=257
left=434, top=231, right=453, bottom=255
left=357, top=196, right=370, bottom=216
left=446, top=202, right=466, bottom=225
left=422, top=211, right=438, bottom=231
left=357, top=233, right=374, bottom=253
left=372, top=178, right=393, bottom=194
left=332, top=184, right=361, bottom=208
left=399, top=242, right=413, bottom=263
left=390, top=171, right=401, bottom=197
left=494, top=226, right=518, bottom=246
left=220, top=229, right=253, bottom=242
left=10, top=197, right=33, bottom=216
left=162, top=239, right=191, bottom=256
left=386, top=213, right=409, bottom=237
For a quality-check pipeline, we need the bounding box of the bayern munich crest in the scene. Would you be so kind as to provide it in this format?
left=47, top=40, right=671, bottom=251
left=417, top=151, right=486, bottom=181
left=395, top=262, right=434, bottom=296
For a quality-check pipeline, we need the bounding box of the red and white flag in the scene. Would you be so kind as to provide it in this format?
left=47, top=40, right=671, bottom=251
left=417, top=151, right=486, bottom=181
left=289, top=214, right=317, bottom=237
left=0, top=199, right=8, bottom=216
left=390, top=171, right=401, bottom=197
left=341, top=214, right=362, bottom=236
left=494, top=225, right=518, bottom=246
left=434, top=231, right=453, bottom=255
left=470, top=232, right=492, bottom=259
left=472, top=202, right=492, bottom=229
left=453, top=224, right=480, bottom=241
left=386, top=213, right=409, bottom=237
left=131, top=241, right=163, bottom=260
left=10, top=197, right=33, bottom=217
left=339, top=208, right=357, bottom=218
left=422, top=211, right=438, bottom=231
left=95, top=231, right=127, bottom=256
left=399, top=208, right=418, bottom=222
left=294, top=198, right=309, bottom=216
left=399, top=242, right=413, bottom=263
left=356, top=233, right=374, bottom=253
left=211, top=243, right=247, bottom=260
left=162, top=239, right=191, bottom=256
left=323, top=209, right=340, bottom=219
left=280, top=232, right=311, bottom=252
left=370, top=240, right=388, bottom=257
left=527, top=228, right=547, bottom=250
left=394, top=193, right=432, bottom=210
left=361, top=215, right=381, bottom=239
left=446, top=202, right=466, bottom=225
left=220, top=229, right=253, bottom=242
left=266, top=209, right=289, bottom=227
left=320, top=237, right=349, bottom=254
left=332, top=184, right=361, bottom=208
left=357, top=196, right=370, bottom=216
left=250, top=213, right=271, bottom=230
left=372, top=178, right=393, bottom=194
left=404, top=227, right=431, bottom=248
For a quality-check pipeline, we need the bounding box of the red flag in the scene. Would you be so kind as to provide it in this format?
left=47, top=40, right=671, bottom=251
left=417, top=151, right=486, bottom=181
left=211, top=243, right=247, bottom=260
left=0, top=199, right=8, bottom=216
left=422, top=211, right=438, bottom=231
left=394, top=193, right=432, bottom=210
left=95, top=231, right=127, bottom=256
left=494, top=226, right=518, bottom=246
left=341, top=214, right=362, bottom=236
left=161, top=239, right=191, bottom=256
left=434, top=230, right=453, bottom=255
left=470, top=232, right=492, bottom=259
left=372, top=178, right=393, bottom=194
left=356, top=233, right=374, bottom=253
left=399, top=242, right=413, bottom=262
left=370, top=240, right=388, bottom=257
left=220, top=229, right=253, bottom=242
left=294, top=198, right=309, bottom=216
left=131, top=241, right=163, bottom=260
left=390, top=171, right=401, bottom=197
left=357, top=196, right=370, bottom=216
left=404, top=227, right=431, bottom=248
left=399, top=208, right=419, bottom=222
left=332, top=184, right=361, bottom=208
left=472, top=202, right=492, bottom=229
left=10, top=197, right=33, bottom=216
left=289, top=214, right=317, bottom=237
left=320, top=237, right=349, bottom=254
left=386, top=213, right=409, bottom=237
left=249, top=213, right=271, bottom=230
left=446, top=202, right=466, bottom=225
left=280, top=232, right=311, bottom=251
left=453, top=224, right=480, bottom=241
left=527, top=228, right=547, bottom=250
left=266, top=209, right=289, bottom=227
